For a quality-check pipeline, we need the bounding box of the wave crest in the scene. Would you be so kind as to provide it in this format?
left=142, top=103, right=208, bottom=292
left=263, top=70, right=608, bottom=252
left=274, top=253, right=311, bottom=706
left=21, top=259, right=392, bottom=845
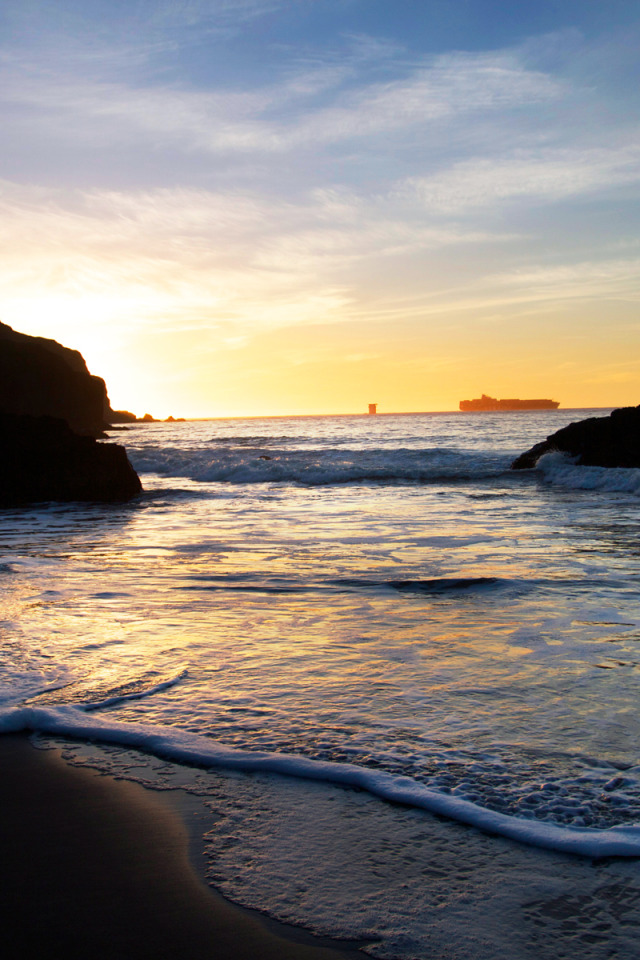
left=539, top=452, right=640, bottom=496
left=3, top=707, right=640, bottom=858
left=128, top=446, right=507, bottom=486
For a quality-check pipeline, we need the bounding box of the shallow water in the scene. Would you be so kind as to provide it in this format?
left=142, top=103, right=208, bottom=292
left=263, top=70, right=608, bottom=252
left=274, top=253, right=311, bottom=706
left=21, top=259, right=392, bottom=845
left=3, top=409, right=640, bottom=955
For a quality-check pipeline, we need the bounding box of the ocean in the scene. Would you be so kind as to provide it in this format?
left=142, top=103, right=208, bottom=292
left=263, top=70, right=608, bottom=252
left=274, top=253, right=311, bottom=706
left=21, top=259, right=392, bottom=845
left=3, top=409, right=640, bottom=958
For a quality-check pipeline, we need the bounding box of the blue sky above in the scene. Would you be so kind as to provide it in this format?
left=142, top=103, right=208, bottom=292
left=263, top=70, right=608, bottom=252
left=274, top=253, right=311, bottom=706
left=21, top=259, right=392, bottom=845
left=0, top=0, right=639, bottom=415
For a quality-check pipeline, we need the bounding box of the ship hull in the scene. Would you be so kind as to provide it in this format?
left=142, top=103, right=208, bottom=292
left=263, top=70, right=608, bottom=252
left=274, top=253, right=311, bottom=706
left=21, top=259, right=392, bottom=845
left=460, top=395, right=559, bottom=411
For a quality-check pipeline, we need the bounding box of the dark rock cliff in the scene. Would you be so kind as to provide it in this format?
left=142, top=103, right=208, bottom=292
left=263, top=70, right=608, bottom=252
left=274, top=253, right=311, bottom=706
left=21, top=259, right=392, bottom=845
left=0, top=323, right=142, bottom=504
left=0, top=321, right=113, bottom=436
left=0, top=414, right=142, bottom=505
left=512, top=406, right=640, bottom=470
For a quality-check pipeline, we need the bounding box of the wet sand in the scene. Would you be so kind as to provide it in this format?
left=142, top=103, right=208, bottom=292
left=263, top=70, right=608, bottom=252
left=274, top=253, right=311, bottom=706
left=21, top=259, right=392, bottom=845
left=0, top=735, right=365, bottom=960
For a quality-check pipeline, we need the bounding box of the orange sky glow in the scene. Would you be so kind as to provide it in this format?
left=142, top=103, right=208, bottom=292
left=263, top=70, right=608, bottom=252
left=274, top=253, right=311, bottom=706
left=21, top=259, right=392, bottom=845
left=1, top=2, right=639, bottom=418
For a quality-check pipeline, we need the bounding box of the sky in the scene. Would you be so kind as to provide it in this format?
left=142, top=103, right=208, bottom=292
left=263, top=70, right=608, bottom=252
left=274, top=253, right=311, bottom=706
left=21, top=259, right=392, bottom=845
left=1, top=0, right=639, bottom=417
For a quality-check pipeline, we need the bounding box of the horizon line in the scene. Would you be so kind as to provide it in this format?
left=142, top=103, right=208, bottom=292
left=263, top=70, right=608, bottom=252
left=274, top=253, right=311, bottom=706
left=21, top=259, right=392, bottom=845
left=131, top=405, right=619, bottom=423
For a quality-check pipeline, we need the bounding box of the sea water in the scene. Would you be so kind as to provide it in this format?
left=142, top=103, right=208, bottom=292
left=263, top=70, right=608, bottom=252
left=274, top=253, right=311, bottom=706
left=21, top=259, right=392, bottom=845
left=3, top=410, right=640, bottom=957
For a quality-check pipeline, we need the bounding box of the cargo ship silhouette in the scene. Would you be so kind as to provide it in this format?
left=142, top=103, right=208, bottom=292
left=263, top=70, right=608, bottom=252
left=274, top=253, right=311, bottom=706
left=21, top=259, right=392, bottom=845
left=460, top=394, right=559, bottom=411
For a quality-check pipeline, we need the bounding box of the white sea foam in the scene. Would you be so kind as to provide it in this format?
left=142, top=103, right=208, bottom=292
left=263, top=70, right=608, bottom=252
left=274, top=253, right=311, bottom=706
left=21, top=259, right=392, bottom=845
left=539, top=452, right=640, bottom=496
left=198, top=762, right=640, bottom=960
left=127, top=445, right=508, bottom=486
left=3, top=707, right=640, bottom=858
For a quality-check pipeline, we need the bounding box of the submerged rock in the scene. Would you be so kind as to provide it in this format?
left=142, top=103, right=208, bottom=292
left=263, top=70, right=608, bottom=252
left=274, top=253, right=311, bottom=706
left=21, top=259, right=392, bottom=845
left=0, top=413, right=142, bottom=505
left=511, top=406, right=640, bottom=470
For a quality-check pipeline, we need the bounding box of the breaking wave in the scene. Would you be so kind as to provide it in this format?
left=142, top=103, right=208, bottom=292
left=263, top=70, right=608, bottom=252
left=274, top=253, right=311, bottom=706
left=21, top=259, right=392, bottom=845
left=538, top=453, right=640, bottom=497
left=3, top=706, right=640, bottom=858
left=128, top=445, right=509, bottom=486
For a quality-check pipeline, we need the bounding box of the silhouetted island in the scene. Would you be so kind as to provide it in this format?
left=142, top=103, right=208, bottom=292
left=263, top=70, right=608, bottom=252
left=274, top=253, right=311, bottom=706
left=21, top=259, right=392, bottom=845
left=512, top=405, right=640, bottom=470
left=0, top=323, right=142, bottom=505
left=109, top=409, right=138, bottom=424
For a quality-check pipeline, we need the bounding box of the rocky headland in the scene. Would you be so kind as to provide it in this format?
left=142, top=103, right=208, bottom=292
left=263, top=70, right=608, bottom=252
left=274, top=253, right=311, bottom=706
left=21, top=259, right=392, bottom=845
left=0, top=321, right=125, bottom=437
left=0, top=323, right=142, bottom=505
left=512, top=406, right=640, bottom=470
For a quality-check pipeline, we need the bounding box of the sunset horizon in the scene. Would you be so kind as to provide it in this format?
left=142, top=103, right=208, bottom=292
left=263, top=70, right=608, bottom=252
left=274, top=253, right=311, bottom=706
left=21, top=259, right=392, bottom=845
left=3, top=5, right=640, bottom=957
left=1, top=0, right=639, bottom=418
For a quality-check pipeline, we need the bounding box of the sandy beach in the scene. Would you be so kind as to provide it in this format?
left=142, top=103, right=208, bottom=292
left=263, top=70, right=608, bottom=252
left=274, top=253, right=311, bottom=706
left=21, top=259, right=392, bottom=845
left=0, top=735, right=365, bottom=960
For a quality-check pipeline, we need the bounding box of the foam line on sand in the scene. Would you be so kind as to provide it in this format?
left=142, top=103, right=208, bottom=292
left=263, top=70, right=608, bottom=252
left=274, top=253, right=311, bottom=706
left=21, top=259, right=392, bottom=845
left=0, top=735, right=365, bottom=960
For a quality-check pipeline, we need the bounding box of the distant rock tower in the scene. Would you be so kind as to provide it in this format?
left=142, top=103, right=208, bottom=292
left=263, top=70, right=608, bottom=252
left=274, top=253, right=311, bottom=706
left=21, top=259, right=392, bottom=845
left=368, top=403, right=377, bottom=415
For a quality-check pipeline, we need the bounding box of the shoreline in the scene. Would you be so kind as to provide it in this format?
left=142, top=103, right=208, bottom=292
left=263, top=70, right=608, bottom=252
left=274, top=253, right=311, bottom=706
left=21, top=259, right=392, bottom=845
left=0, top=734, right=366, bottom=960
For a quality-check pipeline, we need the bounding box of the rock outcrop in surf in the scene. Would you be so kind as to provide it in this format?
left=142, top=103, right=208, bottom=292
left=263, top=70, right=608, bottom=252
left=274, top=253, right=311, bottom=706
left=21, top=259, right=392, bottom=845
left=511, top=406, right=640, bottom=470
left=0, top=323, right=142, bottom=504
left=0, top=413, right=142, bottom=505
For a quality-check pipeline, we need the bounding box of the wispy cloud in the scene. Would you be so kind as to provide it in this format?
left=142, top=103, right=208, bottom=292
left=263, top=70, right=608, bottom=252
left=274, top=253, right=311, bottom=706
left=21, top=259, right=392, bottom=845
left=4, top=169, right=637, bottom=381
left=0, top=46, right=563, bottom=158
left=0, top=177, right=507, bottom=332
left=147, top=0, right=284, bottom=27
left=490, top=256, right=640, bottom=302
left=405, top=143, right=640, bottom=213
left=1, top=1, right=639, bottom=411
left=276, top=53, right=562, bottom=148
